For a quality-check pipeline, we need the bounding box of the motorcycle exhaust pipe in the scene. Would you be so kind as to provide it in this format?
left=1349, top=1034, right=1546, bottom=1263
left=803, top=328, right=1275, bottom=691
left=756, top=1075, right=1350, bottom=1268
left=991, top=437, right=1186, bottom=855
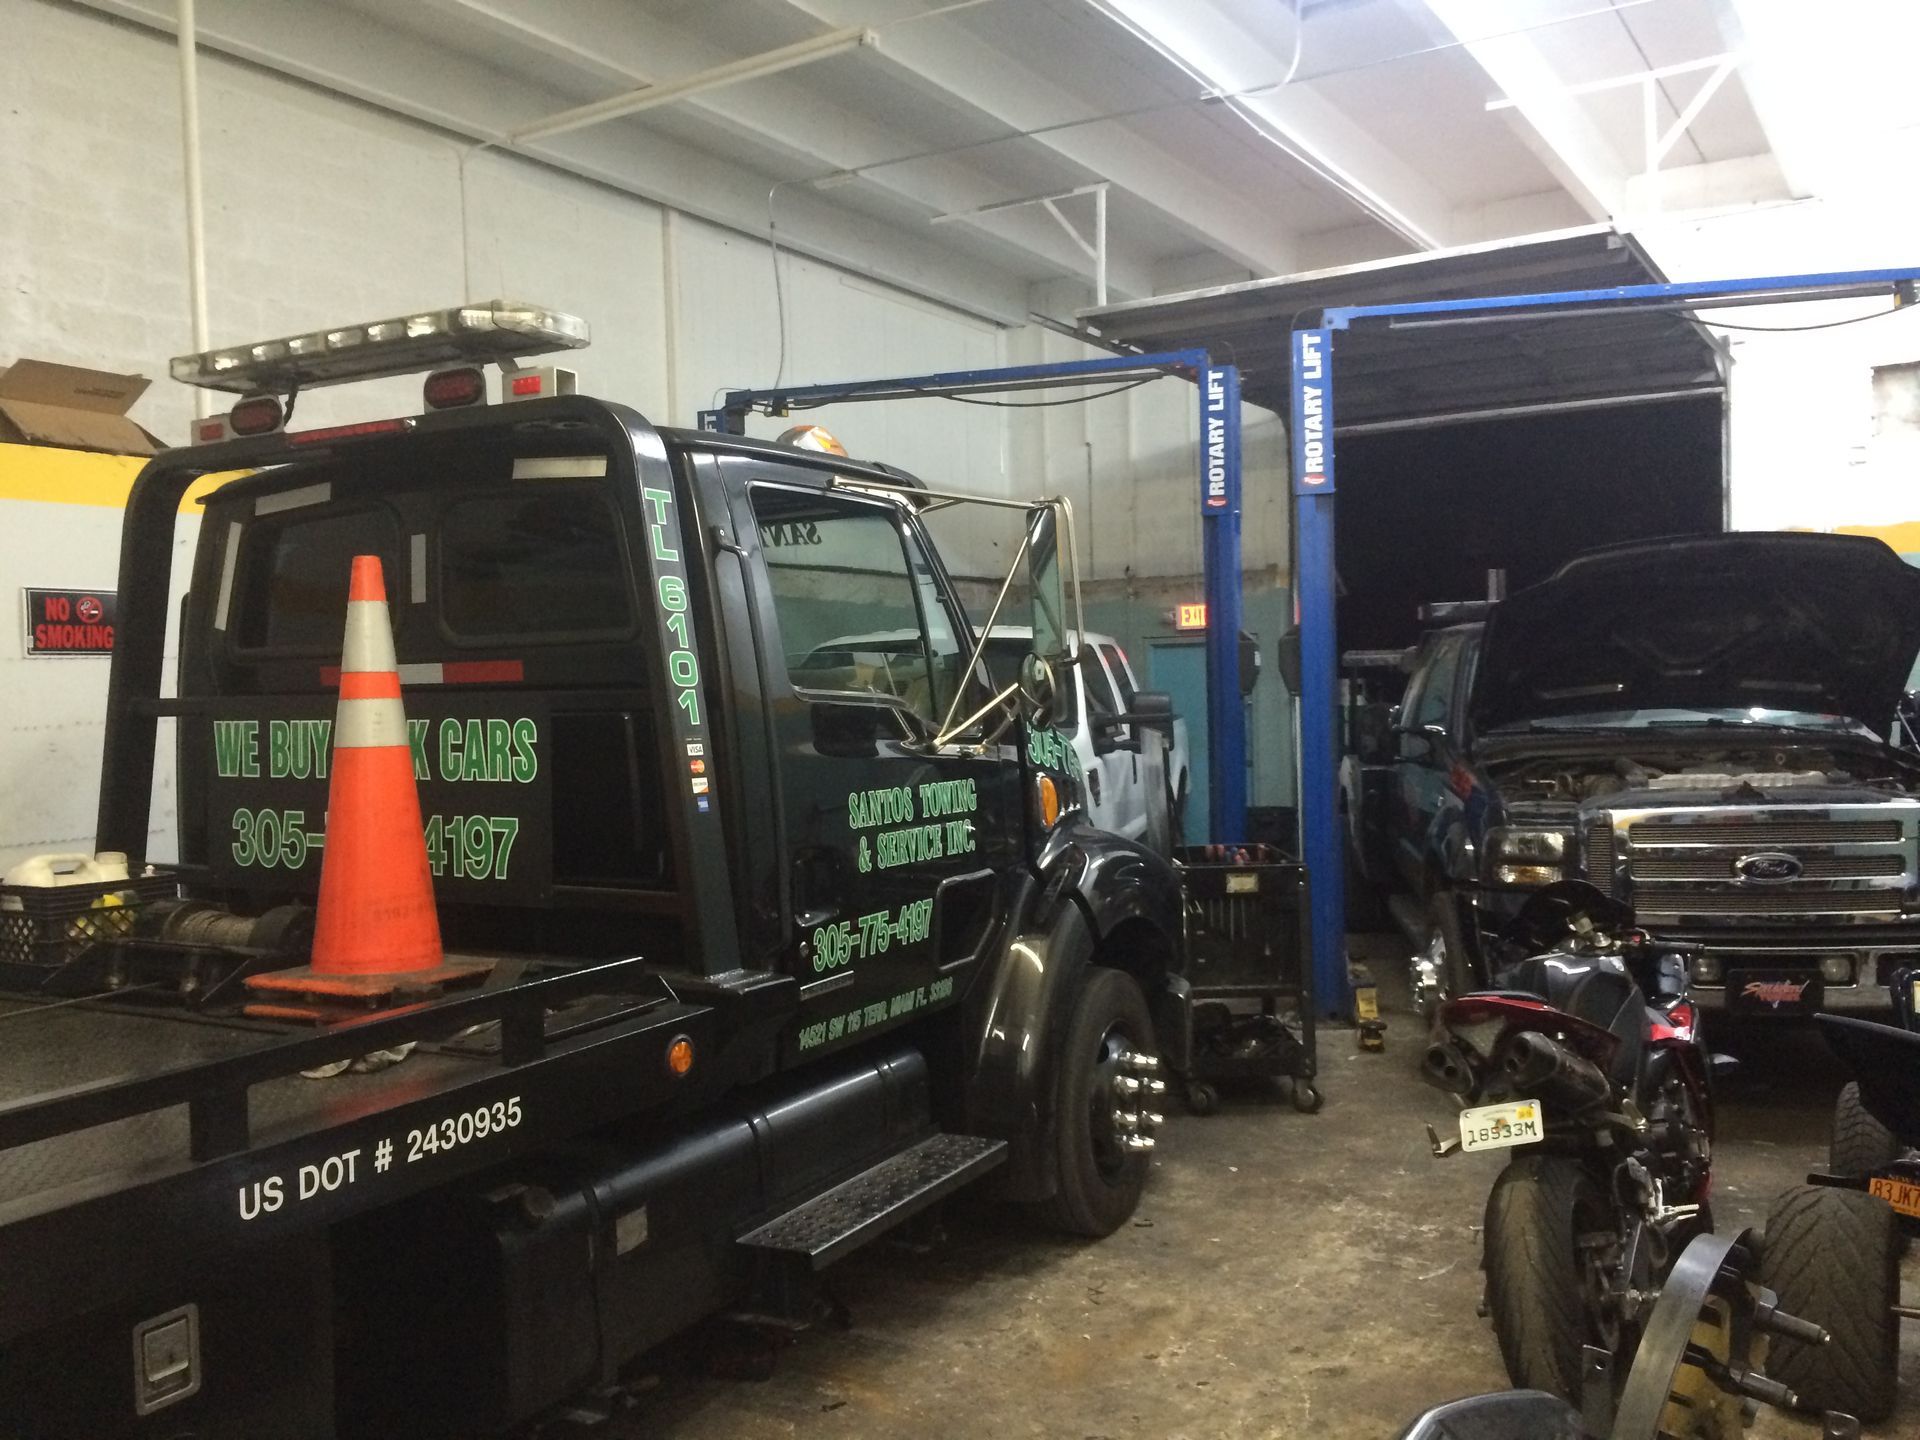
left=1500, top=1030, right=1612, bottom=1112
left=1421, top=1039, right=1479, bottom=1098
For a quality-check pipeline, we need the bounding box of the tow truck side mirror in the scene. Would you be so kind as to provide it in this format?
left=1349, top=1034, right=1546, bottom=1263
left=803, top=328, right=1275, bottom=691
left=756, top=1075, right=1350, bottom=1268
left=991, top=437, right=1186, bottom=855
left=1018, top=652, right=1060, bottom=731
left=1024, top=503, right=1072, bottom=670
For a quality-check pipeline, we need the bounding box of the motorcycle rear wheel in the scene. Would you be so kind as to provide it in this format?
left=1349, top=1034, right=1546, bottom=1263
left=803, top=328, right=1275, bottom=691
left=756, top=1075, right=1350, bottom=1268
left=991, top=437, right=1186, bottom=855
left=1830, top=1080, right=1902, bottom=1175
left=1483, top=1155, right=1612, bottom=1400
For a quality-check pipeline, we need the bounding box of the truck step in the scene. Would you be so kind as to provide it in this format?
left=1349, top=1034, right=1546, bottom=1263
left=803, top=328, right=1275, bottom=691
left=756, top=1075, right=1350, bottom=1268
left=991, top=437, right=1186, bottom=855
left=738, top=1133, right=1007, bottom=1270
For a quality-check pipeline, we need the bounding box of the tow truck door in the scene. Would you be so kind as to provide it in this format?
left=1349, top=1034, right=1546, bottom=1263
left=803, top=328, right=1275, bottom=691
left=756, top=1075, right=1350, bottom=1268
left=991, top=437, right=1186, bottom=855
left=712, top=456, right=1024, bottom=1064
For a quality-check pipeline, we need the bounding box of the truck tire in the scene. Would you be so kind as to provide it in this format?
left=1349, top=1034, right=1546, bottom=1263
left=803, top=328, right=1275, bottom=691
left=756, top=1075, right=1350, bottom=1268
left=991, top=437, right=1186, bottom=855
left=1759, top=1183, right=1899, bottom=1422
left=1830, top=1081, right=1902, bottom=1175
left=1418, top=890, right=1476, bottom=1012
left=1036, top=967, right=1158, bottom=1238
left=1483, top=1156, right=1605, bottom=1400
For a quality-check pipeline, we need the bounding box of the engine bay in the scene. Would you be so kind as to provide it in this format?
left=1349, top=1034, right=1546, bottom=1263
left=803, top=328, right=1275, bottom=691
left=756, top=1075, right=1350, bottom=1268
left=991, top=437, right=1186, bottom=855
left=1491, top=741, right=1920, bottom=804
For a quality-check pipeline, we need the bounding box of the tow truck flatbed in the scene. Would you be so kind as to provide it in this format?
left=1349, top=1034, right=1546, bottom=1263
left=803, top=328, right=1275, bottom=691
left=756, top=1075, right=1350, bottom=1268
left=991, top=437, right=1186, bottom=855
left=0, top=956, right=720, bottom=1344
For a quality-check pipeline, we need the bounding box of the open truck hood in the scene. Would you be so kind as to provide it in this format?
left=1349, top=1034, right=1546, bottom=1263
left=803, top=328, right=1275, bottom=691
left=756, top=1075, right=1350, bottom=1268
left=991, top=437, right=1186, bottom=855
left=1472, top=532, right=1920, bottom=734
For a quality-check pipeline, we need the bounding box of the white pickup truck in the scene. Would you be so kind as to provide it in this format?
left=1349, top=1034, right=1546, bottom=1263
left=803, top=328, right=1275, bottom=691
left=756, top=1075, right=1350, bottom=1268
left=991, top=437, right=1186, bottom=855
left=983, top=628, right=1191, bottom=853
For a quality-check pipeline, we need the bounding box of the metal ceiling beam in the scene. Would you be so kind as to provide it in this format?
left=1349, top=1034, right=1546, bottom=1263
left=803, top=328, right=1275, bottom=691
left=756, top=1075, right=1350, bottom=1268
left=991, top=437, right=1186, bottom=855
left=778, top=0, right=1306, bottom=278
left=1706, top=0, right=1816, bottom=198
left=1421, top=0, right=1631, bottom=222
left=509, top=26, right=876, bottom=145
left=68, top=0, right=1034, bottom=322
left=414, top=0, right=1158, bottom=298
left=1085, top=0, right=1462, bottom=250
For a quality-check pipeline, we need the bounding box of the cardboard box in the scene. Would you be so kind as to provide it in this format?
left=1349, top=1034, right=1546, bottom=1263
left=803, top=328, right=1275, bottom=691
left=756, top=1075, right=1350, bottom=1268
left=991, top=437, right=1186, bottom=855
left=0, top=359, right=162, bottom=456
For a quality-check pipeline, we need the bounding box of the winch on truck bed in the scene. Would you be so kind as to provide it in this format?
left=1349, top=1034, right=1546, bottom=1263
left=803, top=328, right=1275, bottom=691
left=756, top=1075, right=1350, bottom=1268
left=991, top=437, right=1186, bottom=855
left=0, top=301, right=1188, bottom=1439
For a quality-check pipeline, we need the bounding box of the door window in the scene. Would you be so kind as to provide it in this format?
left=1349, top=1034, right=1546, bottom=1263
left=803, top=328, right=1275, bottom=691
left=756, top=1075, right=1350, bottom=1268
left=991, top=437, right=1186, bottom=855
left=1098, top=643, right=1137, bottom=708
left=753, top=487, right=955, bottom=725
left=1083, top=647, right=1122, bottom=724
left=1411, top=635, right=1464, bottom=736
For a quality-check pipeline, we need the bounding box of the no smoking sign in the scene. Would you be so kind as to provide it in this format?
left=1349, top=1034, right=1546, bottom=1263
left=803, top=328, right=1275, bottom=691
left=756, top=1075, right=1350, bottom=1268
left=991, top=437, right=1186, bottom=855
left=23, top=588, right=117, bottom=657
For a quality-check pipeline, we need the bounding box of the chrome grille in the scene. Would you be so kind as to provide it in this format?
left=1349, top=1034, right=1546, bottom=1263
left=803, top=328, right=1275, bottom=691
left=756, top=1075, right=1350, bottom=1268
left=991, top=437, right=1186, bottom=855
left=1584, top=820, right=1617, bottom=897
left=1626, top=820, right=1902, bottom=846
left=1634, top=890, right=1900, bottom=917
left=1605, top=803, right=1920, bottom=928
left=1632, top=854, right=1906, bottom=881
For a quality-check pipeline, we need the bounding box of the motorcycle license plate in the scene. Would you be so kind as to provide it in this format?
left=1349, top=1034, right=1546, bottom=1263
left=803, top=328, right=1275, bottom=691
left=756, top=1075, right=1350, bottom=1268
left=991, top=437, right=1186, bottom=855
left=1458, top=1100, right=1544, bottom=1153
left=1868, top=1175, right=1920, bottom=1219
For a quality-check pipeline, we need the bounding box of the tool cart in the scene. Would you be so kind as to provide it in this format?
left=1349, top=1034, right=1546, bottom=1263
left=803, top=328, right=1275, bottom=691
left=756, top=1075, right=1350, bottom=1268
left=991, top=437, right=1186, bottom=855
left=1172, top=844, right=1318, bottom=1115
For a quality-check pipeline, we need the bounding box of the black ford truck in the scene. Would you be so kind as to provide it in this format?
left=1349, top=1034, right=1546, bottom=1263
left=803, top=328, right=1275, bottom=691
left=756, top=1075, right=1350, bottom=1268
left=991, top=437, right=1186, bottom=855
left=0, top=303, right=1187, bottom=1438
left=1346, top=532, right=1920, bottom=1018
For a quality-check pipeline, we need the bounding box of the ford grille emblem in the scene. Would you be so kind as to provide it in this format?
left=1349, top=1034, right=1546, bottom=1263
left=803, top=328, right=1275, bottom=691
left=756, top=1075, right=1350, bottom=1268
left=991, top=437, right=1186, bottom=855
left=1734, top=851, right=1803, bottom=883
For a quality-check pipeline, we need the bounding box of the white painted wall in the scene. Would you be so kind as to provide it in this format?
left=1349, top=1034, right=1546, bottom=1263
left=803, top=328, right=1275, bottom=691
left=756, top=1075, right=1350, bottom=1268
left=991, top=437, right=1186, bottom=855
left=0, top=491, right=198, bottom=874
left=1, top=0, right=1294, bottom=858
left=1640, top=194, right=1920, bottom=537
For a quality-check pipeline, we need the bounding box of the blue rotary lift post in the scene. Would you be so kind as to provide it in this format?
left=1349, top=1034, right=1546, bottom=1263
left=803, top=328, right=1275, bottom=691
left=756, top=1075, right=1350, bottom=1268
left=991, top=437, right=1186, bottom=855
left=1293, top=265, right=1920, bottom=1021
left=701, top=350, right=1249, bottom=844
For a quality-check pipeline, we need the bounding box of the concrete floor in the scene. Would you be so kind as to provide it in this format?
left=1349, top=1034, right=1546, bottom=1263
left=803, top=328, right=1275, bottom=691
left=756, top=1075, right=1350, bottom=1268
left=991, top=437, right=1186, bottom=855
left=577, top=938, right=1920, bottom=1439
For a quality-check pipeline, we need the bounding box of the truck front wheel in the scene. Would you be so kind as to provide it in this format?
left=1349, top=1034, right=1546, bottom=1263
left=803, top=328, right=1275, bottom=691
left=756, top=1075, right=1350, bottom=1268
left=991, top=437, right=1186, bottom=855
left=1036, top=967, right=1159, bottom=1237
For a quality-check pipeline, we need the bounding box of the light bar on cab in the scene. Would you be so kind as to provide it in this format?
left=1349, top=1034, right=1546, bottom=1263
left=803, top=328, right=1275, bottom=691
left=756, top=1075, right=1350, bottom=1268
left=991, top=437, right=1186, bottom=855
left=169, top=300, right=590, bottom=395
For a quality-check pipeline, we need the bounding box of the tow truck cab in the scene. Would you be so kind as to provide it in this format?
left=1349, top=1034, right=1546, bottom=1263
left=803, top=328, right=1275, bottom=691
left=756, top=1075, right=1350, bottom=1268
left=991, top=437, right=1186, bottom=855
left=3, top=305, right=1185, bottom=1438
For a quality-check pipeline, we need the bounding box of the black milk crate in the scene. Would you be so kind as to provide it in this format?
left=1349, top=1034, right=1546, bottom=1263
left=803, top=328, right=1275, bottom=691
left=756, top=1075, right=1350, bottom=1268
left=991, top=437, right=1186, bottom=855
left=0, top=875, right=177, bottom=977
left=1172, top=844, right=1318, bottom=1113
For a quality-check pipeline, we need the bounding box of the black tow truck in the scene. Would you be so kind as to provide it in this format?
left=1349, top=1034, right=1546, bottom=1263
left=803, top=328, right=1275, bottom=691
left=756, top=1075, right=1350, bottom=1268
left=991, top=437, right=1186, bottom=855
left=0, top=303, right=1187, bottom=1438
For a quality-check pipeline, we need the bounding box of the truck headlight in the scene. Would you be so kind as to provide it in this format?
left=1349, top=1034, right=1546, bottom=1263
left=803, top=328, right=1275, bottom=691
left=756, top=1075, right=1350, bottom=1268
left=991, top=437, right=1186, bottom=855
left=1489, top=828, right=1569, bottom=863
left=1489, top=829, right=1570, bottom=886
left=1494, top=864, right=1562, bottom=887
left=1819, top=955, right=1855, bottom=985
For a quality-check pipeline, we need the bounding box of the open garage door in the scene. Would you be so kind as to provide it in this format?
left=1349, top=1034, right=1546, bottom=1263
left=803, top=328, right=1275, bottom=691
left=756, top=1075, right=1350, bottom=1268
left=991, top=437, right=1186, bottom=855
left=1079, top=226, right=1727, bottom=650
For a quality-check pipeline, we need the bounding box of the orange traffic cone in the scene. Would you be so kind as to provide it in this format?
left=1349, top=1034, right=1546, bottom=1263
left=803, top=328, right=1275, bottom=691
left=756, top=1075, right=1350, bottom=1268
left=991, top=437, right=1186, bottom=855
left=246, top=556, right=486, bottom=1016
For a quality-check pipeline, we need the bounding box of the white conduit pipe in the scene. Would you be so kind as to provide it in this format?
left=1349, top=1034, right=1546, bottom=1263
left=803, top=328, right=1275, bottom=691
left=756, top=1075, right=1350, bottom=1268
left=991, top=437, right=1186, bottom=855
left=178, top=0, right=212, bottom=418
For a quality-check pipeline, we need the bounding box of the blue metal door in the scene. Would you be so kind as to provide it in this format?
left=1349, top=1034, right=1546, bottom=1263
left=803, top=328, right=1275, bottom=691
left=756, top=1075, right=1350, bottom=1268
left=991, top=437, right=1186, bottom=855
left=1149, top=639, right=1209, bottom=843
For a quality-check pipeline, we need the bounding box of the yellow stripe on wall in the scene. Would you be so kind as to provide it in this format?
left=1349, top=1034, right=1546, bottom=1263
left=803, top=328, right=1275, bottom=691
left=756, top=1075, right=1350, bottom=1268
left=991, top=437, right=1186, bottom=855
left=1828, top=520, right=1920, bottom=555
left=0, top=443, right=236, bottom=513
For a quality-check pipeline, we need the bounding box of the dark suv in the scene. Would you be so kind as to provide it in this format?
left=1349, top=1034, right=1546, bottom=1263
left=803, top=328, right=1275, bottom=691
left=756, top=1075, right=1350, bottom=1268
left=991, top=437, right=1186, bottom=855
left=1346, top=532, right=1920, bottom=1018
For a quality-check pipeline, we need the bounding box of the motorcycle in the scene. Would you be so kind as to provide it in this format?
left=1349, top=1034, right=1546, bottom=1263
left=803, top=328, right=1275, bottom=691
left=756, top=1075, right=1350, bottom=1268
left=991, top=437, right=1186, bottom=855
left=1750, top=964, right=1920, bottom=1422
left=1420, top=881, right=1722, bottom=1402
left=1394, top=1228, right=1852, bottom=1440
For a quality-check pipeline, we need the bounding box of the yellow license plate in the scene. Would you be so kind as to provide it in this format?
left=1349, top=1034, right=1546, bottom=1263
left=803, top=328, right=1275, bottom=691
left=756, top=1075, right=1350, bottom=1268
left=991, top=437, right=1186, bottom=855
left=1869, top=1175, right=1920, bottom=1218
left=1459, top=1099, right=1544, bottom=1153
